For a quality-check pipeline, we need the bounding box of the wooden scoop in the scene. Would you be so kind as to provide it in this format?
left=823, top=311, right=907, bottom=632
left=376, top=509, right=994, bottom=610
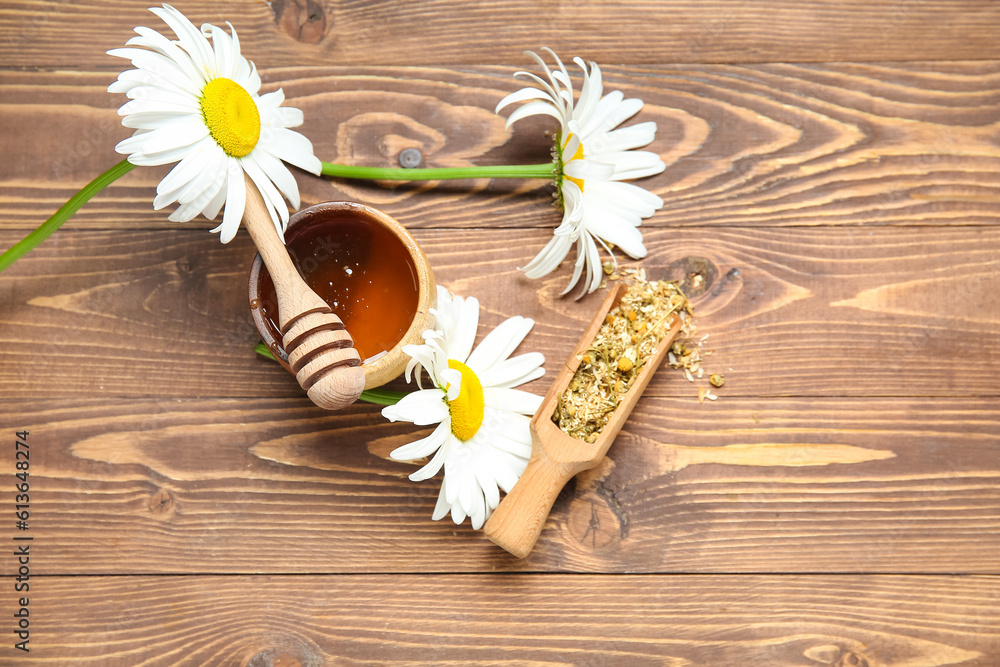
left=241, top=175, right=365, bottom=410
left=484, top=281, right=683, bottom=558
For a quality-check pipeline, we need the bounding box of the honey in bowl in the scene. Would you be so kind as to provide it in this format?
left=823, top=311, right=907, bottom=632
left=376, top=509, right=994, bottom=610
left=255, top=213, right=420, bottom=364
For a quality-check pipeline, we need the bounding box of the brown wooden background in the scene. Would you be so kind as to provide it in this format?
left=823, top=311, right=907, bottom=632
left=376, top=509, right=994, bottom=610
left=2, top=1, right=999, bottom=665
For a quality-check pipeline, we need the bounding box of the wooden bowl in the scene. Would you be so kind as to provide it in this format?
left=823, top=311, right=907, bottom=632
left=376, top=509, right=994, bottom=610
left=248, top=201, right=434, bottom=390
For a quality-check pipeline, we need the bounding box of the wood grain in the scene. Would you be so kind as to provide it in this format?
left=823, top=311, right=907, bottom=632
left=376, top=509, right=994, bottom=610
left=3, top=61, right=999, bottom=233
left=14, top=574, right=1000, bottom=666
left=4, top=0, right=999, bottom=663
left=0, top=395, right=996, bottom=574
left=2, top=225, right=999, bottom=400
left=2, top=1, right=1000, bottom=68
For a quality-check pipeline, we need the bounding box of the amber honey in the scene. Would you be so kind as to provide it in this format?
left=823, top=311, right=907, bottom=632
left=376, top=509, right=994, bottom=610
left=255, top=213, right=419, bottom=363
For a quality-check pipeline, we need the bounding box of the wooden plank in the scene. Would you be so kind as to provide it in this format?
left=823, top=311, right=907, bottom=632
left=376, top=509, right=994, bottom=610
left=2, top=1, right=1000, bottom=68
left=1, top=395, right=997, bottom=574
left=8, top=574, right=998, bottom=665
left=3, top=61, right=999, bottom=233
left=2, top=225, right=999, bottom=400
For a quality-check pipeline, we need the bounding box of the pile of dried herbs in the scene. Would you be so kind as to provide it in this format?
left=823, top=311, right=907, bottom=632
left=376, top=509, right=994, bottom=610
left=553, top=273, right=690, bottom=443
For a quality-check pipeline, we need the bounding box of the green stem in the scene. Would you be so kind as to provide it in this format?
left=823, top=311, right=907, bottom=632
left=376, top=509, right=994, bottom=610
left=0, top=159, right=555, bottom=275
left=253, top=342, right=405, bottom=406
left=0, top=158, right=136, bottom=274
left=321, top=161, right=556, bottom=181
left=355, top=387, right=409, bottom=407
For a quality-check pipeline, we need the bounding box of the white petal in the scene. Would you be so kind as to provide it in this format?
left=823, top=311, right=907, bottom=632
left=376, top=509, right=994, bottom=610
left=492, top=453, right=524, bottom=493
left=485, top=425, right=533, bottom=459
left=586, top=180, right=663, bottom=218
left=155, top=141, right=209, bottom=198
left=118, top=98, right=200, bottom=121
left=256, top=88, right=285, bottom=117
left=199, top=171, right=228, bottom=220
left=248, top=149, right=301, bottom=209
left=226, top=19, right=246, bottom=83
left=574, top=89, right=623, bottom=138
left=121, top=109, right=200, bottom=130
left=128, top=121, right=209, bottom=157
left=402, top=344, right=439, bottom=388
left=520, top=228, right=573, bottom=279
left=479, top=352, right=546, bottom=390
left=257, top=127, right=322, bottom=175
left=445, top=294, right=479, bottom=363
left=273, top=105, right=305, bottom=129
left=409, top=436, right=452, bottom=482
left=440, top=368, right=462, bottom=401
left=209, top=23, right=235, bottom=80
left=589, top=94, right=644, bottom=138
left=468, top=491, right=487, bottom=530
left=111, top=61, right=200, bottom=98
left=474, top=455, right=501, bottom=511
left=564, top=157, right=615, bottom=183
left=381, top=388, right=448, bottom=426
left=151, top=5, right=214, bottom=79
left=449, top=497, right=467, bottom=525
left=600, top=150, right=667, bottom=180
left=582, top=203, right=648, bottom=258
left=495, top=86, right=556, bottom=113
left=121, top=83, right=200, bottom=111
left=484, top=388, right=543, bottom=415
left=466, top=316, right=534, bottom=374
left=160, top=146, right=226, bottom=220
left=561, top=179, right=585, bottom=222
left=446, top=451, right=477, bottom=516
left=431, top=480, right=453, bottom=521
left=503, top=100, right=564, bottom=131
left=242, top=153, right=290, bottom=236
left=572, top=58, right=603, bottom=124
left=107, top=48, right=193, bottom=87
left=213, top=165, right=246, bottom=243
left=122, top=143, right=201, bottom=167
left=129, top=25, right=203, bottom=87
left=389, top=421, right=450, bottom=461
left=560, top=234, right=589, bottom=296
left=582, top=232, right=604, bottom=296
left=595, top=121, right=658, bottom=154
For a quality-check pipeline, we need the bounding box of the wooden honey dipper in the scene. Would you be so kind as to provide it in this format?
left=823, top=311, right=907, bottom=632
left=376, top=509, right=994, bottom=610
left=484, top=281, right=683, bottom=558
left=241, top=175, right=365, bottom=410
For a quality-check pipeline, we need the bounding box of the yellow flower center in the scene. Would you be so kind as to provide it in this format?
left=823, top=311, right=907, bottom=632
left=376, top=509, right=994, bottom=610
left=562, top=133, right=586, bottom=192
left=446, top=359, right=485, bottom=441
left=200, top=77, right=260, bottom=158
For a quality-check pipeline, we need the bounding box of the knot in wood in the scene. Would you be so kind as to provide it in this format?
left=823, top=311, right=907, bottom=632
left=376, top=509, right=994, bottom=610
left=245, top=637, right=323, bottom=667
left=147, top=489, right=173, bottom=515
left=175, top=257, right=194, bottom=275
left=834, top=651, right=871, bottom=667
left=567, top=496, right=625, bottom=550
left=271, top=0, right=328, bottom=44
left=666, top=256, right=719, bottom=298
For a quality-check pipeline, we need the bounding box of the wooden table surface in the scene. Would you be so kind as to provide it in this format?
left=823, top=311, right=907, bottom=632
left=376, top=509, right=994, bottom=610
left=2, top=1, right=999, bottom=665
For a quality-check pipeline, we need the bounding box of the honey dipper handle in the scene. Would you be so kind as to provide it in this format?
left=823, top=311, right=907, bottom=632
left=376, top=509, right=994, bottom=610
left=240, top=175, right=323, bottom=330
left=241, top=175, right=365, bottom=410
left=484, top=445, right=581, bottom=558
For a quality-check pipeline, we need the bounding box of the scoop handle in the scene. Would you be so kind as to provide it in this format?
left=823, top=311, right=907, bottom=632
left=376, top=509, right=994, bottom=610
left=484, top=436, right=586, bottom=558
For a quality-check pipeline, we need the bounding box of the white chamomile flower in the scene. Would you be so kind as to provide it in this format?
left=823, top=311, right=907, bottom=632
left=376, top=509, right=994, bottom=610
left=497, top=48, right=666, bottom=297
left=108, top=4, right=322, bottom=243
left=382, top=286, right=545, bottom=530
